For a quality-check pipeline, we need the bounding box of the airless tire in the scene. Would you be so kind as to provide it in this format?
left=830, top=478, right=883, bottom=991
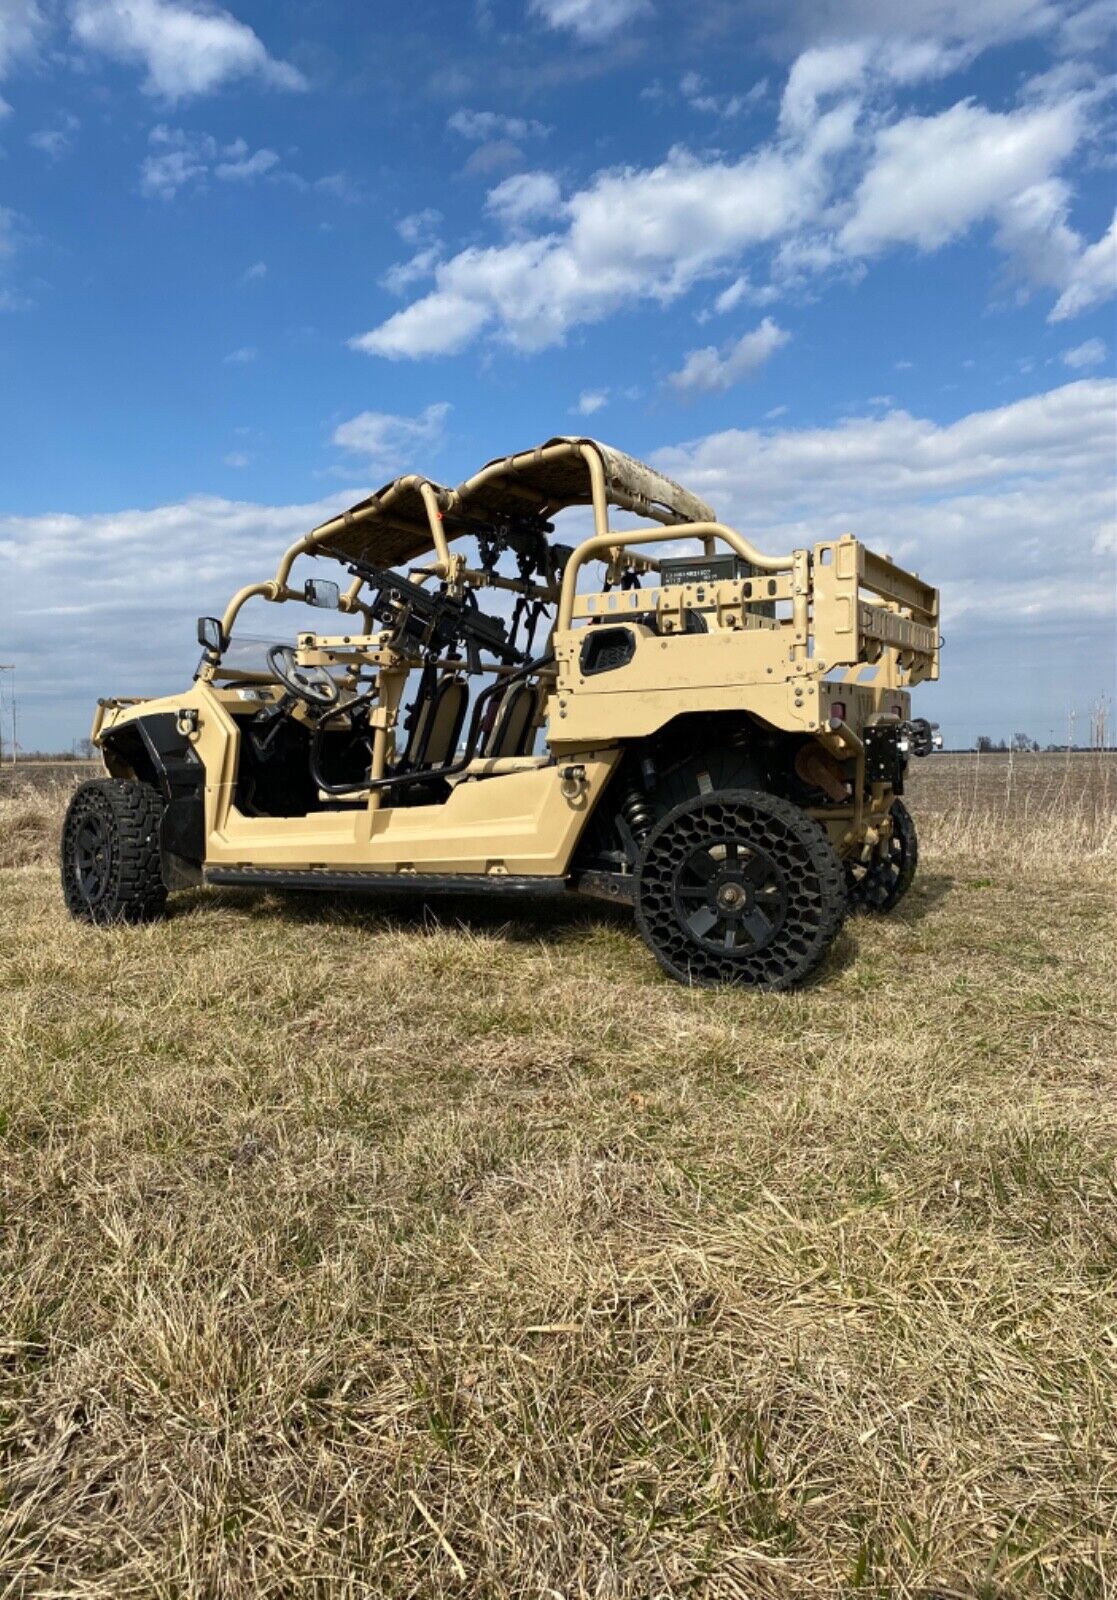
left=635, top=789, right=847, bottom=990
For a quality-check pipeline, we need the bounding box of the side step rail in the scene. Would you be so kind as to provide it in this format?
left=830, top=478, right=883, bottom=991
left=204, top=866, right=569, bottom=897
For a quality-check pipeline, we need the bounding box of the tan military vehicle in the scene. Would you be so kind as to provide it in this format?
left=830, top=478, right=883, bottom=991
left=62, top=437, right=940, bottom=989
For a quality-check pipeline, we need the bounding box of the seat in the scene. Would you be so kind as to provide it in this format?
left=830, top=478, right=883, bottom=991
left=402, top=677, right=468, bottom=770
left=482, top=681, right=541, bottom=760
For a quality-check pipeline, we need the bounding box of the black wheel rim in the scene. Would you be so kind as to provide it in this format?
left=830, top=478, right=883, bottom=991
left=74, top=810, right=113, bottom=902
left=848, top=803, right=916, bottom=911
left=638, top=797, right=836, bottom=988
left=673, top=836, right=787, bottom=954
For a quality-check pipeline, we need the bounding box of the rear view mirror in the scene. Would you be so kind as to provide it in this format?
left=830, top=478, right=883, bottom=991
left=305, top=578, right=341, bottom=610
left=197, top=616, right=225, bottom=652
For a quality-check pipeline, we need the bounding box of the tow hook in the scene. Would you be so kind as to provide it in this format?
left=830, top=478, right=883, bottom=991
left=559, top=763, right=587, bottom=800
left=176, top=707, right=200, bottom=738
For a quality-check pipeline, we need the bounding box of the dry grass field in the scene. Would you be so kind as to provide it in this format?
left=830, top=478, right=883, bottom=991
left=2, top=754, right=1115, bottom=1598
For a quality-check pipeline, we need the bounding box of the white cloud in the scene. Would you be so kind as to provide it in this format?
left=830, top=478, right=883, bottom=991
left=652, top=379, right=1117, bottom=656
left=447, top=108, right=548, bottom=141
left=0, top=205, right=16, bottom=257
left=1062, top=337, right=1107, bottom=369
left=222, top=450, right=250, bottom=467
left=528, top=0, right=652, bottom=43
left=70, top=0, right=305, bottom=101
left=312, top=171, right=359, bottom=203
left=1049, top=213, right=1117, bottom=321
left=223, top=345, right=256, bottom=364
left=679, top=71, right=765, bottom=120
left=991, top=177, right=1086, bottom=300
left=713, top=275, right=750, bottom=314
left=397, top=208, right=442, bottom=244
left=574, top=388, right=608, bottom=415
left=484, top=169, right=563, bottom=227
left=779, top=42, right=869, bottom=133
left=839, top=97, right=1083, bottom=254
left=332, top=402, right=451, bottom=476
left=352, top=291, right=491, bottom=360
left=140, top=126, right=211, bottom=197
left=214, top=141, right=278, bottom=181
left=353, top=116, right=853, bottom=357
left=381, top=245, right=442, bottom=296
left=140, top=125, right=283, bottom=198
left=658, top=378, right=1115, bottom=510
left=0, top=202, right=30, bottom=307
left=0, top=489, right=360, bottom=746
left=29, top=123, right=75, bottom=159
left=763, top=0, right=1071, bottom=56
left=669, top=316, right=790, bottom=393
left=461, top=139, right=523, bottom=177
left=831, top=85, right=1112, bottom=323
left=0, top=0, right=45, bottom=78
left=352, top=38, right=1104, bottom=358
left=240, top=259, right=266, bottom=284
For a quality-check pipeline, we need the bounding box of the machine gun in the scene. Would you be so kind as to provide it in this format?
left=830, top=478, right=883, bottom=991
left=348, top=558, right=527, bottom=672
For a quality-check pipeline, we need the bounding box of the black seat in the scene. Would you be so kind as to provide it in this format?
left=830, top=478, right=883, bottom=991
left=482, top=681, right=540, bottom=760
left=401, top=677, right=468, bottom=770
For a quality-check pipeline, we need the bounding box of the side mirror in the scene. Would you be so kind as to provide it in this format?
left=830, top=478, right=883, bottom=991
left=197, top=616, right=225, bottom=652
left=305, top=578, right=341, bottom=610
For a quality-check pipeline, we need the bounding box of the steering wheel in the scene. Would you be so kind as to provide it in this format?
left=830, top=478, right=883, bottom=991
left=267, top=644, right=340, bottom=709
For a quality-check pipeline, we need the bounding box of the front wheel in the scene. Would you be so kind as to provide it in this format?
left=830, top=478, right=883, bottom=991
left=61, top=780, right=167, bottom=924
left=634, top=790, right=847, bottom=990
left=846, top=799, right=918, bottom=914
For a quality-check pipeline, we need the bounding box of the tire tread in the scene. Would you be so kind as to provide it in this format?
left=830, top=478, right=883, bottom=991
left=61, top=779, right=167, bottom=923
left=634, top=787, right=846, bottom=991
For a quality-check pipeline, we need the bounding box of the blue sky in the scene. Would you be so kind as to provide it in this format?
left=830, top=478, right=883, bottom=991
left=1, top=0, right=1114, bottom=749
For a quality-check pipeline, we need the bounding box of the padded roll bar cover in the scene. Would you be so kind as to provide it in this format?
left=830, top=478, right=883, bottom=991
left=308, top=438, right=717, bottom=570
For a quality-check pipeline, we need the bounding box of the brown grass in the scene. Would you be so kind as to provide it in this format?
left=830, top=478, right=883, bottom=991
left=2, top=757, right=1115, bottom=1598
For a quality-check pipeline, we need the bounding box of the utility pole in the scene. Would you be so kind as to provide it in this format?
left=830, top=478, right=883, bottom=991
left=0, top=665, right=15, bottom=766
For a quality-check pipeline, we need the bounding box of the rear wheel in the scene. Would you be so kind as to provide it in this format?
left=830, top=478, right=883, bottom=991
left=61, top=780, right=167, bottom=924
left=634, top=789, right=846, bottom=990
left=846, top=798, right=918, bottom=914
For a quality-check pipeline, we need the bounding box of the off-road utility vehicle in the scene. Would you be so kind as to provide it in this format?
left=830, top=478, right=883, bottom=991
left=63, top=437, right=940, bottom=989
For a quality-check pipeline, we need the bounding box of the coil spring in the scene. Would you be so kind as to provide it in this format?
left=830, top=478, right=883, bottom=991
left=621, top=786, right=655, bottom=841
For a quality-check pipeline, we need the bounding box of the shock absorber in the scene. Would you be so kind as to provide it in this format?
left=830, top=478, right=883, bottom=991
left=621, top=785, right=655, bottom=842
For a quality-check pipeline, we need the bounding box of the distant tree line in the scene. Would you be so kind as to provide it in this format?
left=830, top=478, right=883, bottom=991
left=975, top=734, right=1043, bottom=753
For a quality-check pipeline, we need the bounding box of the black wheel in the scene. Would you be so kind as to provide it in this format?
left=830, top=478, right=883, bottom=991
left=61, top=780, right=167, bottom=924
left=846, top=799, right=918, bottom=914
left=634, top=790, right=847, bottom=990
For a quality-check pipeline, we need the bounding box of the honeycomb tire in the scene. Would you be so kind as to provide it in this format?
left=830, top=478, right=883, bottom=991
left=846, top=798, right=918, bottom=915
left=61, top=780, right=167, bottom=924
left=634, top=789, right=847, bottom=990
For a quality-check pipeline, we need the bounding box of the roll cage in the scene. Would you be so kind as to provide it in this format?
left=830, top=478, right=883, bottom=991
left=205, top=435, right=757, bottom=649
left=181, top=435, right=938, bottom=812
left=189, top=438, right=766, bottom=804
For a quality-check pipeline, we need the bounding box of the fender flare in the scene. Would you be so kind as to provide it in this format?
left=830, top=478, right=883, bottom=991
left=102, top=713, right=205, bottom=888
